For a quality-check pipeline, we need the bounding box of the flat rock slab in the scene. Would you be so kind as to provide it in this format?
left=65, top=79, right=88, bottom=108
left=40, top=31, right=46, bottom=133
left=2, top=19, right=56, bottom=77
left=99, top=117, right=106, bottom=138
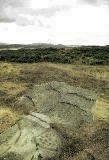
left=0, top=114, right=62, bottom=160
left=17, top=81, right=97, bottom=126
left=0, top=82, right=97, bottom=160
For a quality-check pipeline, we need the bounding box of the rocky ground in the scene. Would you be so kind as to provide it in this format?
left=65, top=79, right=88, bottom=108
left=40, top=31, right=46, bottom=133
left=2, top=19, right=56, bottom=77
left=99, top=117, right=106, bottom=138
left=0, top=62, right=109, bottom=160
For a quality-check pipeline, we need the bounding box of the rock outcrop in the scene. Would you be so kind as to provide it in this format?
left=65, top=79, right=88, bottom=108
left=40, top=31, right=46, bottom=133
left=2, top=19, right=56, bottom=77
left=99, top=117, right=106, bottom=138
left=17, top=81, right=97, bottom=126
left=0, top=82, right=100, bottom=160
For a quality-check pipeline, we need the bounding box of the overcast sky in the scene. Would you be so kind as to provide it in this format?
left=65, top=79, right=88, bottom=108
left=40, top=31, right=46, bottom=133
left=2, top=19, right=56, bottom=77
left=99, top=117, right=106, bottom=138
left=0, top=0, right=109, bottom=45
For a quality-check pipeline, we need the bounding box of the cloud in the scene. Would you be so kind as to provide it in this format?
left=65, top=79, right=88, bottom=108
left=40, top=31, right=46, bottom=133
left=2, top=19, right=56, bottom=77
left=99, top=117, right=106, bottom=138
left=81, top=0, right=98, bottom=4
left=0, top=0, right=108, bottom=27
left=24, top=5, right=70, bottom=18
left=0, top=0, right=109, bottom=45
left=0, top=0, right=30, bottom=23
left=80, top=0, right=109, bottom=6
left=0, top=0, right=71, bottom=26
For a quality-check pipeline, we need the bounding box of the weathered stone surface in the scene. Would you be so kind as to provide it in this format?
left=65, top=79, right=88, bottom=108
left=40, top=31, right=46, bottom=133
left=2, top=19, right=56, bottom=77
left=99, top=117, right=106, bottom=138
left=0, top=114, right=62, bottom=160
left=0, top=82, right=98, bottom=160
left=18, top=81, right=97, bottom=126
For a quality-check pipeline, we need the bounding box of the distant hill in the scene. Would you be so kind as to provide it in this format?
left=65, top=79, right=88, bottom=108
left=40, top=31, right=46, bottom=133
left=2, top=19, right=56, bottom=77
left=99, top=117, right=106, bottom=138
left=0, top=43, right=108, bottom=50
left=0, top=43, right=66, bottom=49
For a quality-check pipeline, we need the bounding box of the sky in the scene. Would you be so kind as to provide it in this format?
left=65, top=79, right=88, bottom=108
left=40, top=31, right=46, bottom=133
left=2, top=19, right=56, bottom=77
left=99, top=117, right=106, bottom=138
left=0, top=0, right=109, bottom=45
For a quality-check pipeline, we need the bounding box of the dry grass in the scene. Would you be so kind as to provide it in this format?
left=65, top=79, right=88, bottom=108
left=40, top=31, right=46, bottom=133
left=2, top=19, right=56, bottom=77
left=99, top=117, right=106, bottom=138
left=0, top=107, right=19, bottom=133
left=0, top=82, right=27, bottom=96
left=48, top=63, right=109, bottom=81
left=0, top=62, right=21, bottom=77
left=92, top=97, right=109, bottom=122
left=0, top=62, right=109, bottom=124
left=1, top=62, right=109, bottom=81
